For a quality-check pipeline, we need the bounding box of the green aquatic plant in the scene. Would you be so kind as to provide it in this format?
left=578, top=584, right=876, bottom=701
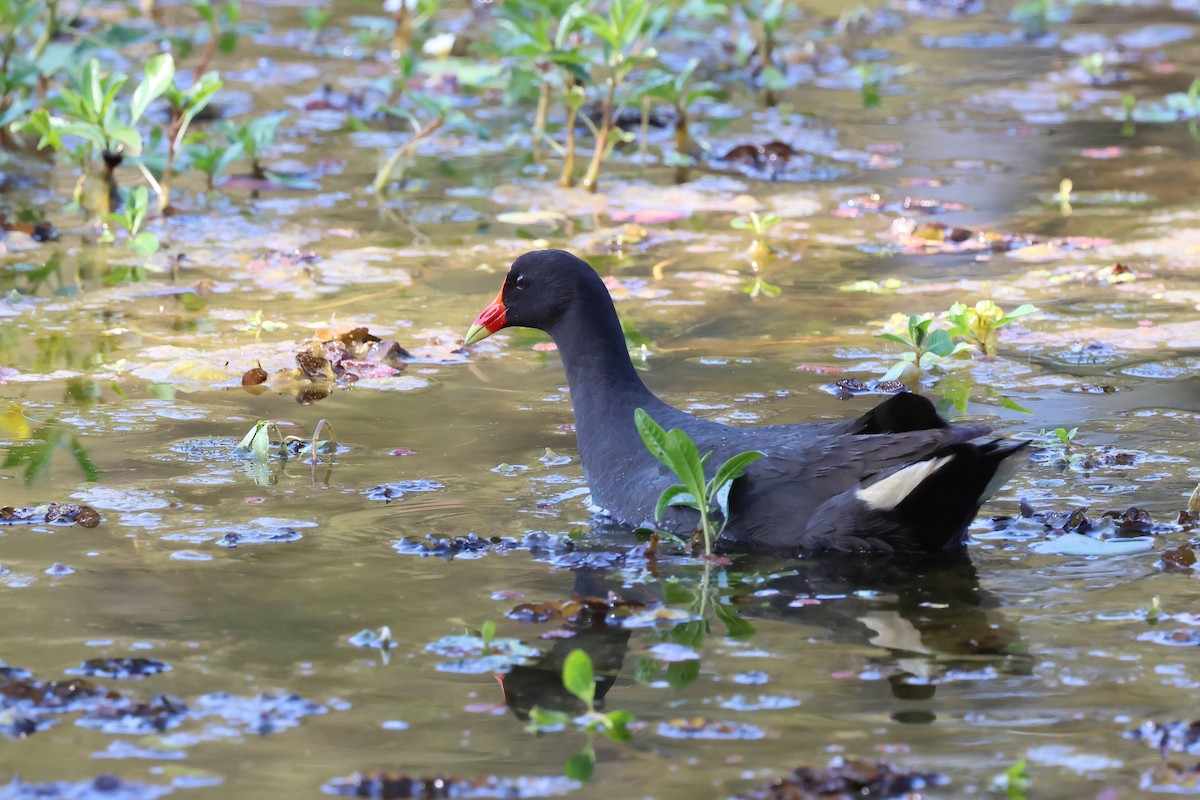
left=731, top=210, right=781, bottom=238
left=186, top=132, right=243, bottom=191
left=22, top=56, right=174, bottom=220
left=578, top=0, right=666, bottom=191
left=732, top=211, right=782, bottom=294
left=301, top=5, right=330, bottom=48
left=528, top=649, right=634, bottom=782
left=634, top=408, right=763, bottom=556
left=945, top=300, right=1037, bottom=356
left=100, top=185, right=160, bottom=285
left=853, top=62, right=883, bottom=108
left=641, top=56, right=714, bottom=162
left=171, top=0, right=255, bottom=78
left=1001, top=758, right=1029, bottom=800
left=739, top=0, right=787, bottom=105
left=876, top=314, right=970, bottom=387
left=497, top=0, right=589, bottom=172
left=235, top=418, right=338, bottom=463
left=144, top=60, right=222, bottom=212
left=224, top=109, right=287, bottom=182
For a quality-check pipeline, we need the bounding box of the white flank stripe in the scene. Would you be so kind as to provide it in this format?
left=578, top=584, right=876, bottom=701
left=856, top=455, right=954, bottom=511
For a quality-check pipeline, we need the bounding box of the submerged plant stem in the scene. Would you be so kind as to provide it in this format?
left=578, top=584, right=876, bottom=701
left=532, top=83, right=549, bottom=160
left=371, top=117, right=445, bottom=195
left=561, top=104, right=580, bottom=188
left=582, top=81, right=615, bottom=192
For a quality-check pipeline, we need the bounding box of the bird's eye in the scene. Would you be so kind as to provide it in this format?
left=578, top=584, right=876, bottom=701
left=514, top=274, right=526, bottom=290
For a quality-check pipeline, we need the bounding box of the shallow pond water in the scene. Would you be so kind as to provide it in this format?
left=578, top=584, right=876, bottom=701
left=4, top=0, right=1200, bottom=798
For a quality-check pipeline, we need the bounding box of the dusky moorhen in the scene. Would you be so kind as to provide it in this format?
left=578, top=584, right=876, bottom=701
left=464, top=249, right=1027, bottom=554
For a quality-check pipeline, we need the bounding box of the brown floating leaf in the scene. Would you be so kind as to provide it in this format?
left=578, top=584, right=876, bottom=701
left=735, top=757, right=947, bottom=800
left=1161, top=545, right=1197, bottom=572
left=337, top=327, right=382, bottom=348
left=242, top=361, right=269, bottom=386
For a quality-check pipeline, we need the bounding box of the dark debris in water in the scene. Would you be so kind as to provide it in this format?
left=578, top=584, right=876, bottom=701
left=392, top=532, right=576, bottom=563
left=835, top=194, right=966, bottom=218
left=991, top=503, right=1176, bottom=537
left=658, top=717, right=765, bottom=740
left=3, top=664, right=333, bottom=743
left=364, top=479, right=444, bottom=503
left=0, top=216, right=58, bottom=242
left=216, top=527, right=304, bottom=547
left=67, top=658, right=171, bottom=680
left=825, top=378, right=908, bottom=400
left=0, top=776, right=173, bottom=800
left=734, top=757, right=948, bottom=800
left=1129, top=720, right=1200, bottom=757
left=1, top=503, right=101, bottom=527
left=508, top=593, right=648, bottom=627
left=192, top=690, right=329, bottom=735
left=77, top=692, right=189, bottom=735
left=242, top=326, right=415, bottom=403
left=322, top=772, right=577, bottom=798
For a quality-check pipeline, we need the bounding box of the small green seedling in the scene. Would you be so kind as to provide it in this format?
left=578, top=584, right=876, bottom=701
left=876, top=314, right=970, bottom=386
left=1079, top=52, right=1105, bottom=83
left=730, top=210, right=781, bottom=236
left=101, top=185, right=158, bottom=257
left=479, top=619, right=497, bottom=651
left=945, top=300, right=1037, bottom=356
left=743, top=276, right=781, bottom=298
left=1145, top=595, right=1162, bottom=626
left=225, top=110, right=287, bottom=181
left=1002, top=758, right=1029, bottom=800
left=1057, top=177, right=1073, bottom=215
left=1054, top=427, right=1077, bottom=448
left=147, top=59, right=223, bottom=211
left=236, top=309, right=289, bottom=339
left=634, top=408, right=763, bottom=556
left=528, top=649, right=634, bottom=782
left=187, top=132, right=244, bottom=190
left=302, top=5, right=331, bottom=34
left=853, top=62, right=883, bottom=108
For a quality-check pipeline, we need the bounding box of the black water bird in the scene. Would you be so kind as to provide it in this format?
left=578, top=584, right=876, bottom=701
left=465, top=249, right=1027, bottom=555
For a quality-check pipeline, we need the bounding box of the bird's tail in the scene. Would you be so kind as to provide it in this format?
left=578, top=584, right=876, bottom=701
left=858, top=439, right=1030, bottom=551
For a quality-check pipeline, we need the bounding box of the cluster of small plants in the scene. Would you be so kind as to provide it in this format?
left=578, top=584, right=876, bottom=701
left=874, top=300, right=1038, bottom=412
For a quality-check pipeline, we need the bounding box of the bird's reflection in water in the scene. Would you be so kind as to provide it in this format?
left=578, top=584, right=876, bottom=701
left=746, top=552, right=1032, bottom=714
left=498, top=552, right=1030, bottom=723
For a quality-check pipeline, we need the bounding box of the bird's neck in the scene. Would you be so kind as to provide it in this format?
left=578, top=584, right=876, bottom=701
left=548, top=305, right=669, bottom=481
